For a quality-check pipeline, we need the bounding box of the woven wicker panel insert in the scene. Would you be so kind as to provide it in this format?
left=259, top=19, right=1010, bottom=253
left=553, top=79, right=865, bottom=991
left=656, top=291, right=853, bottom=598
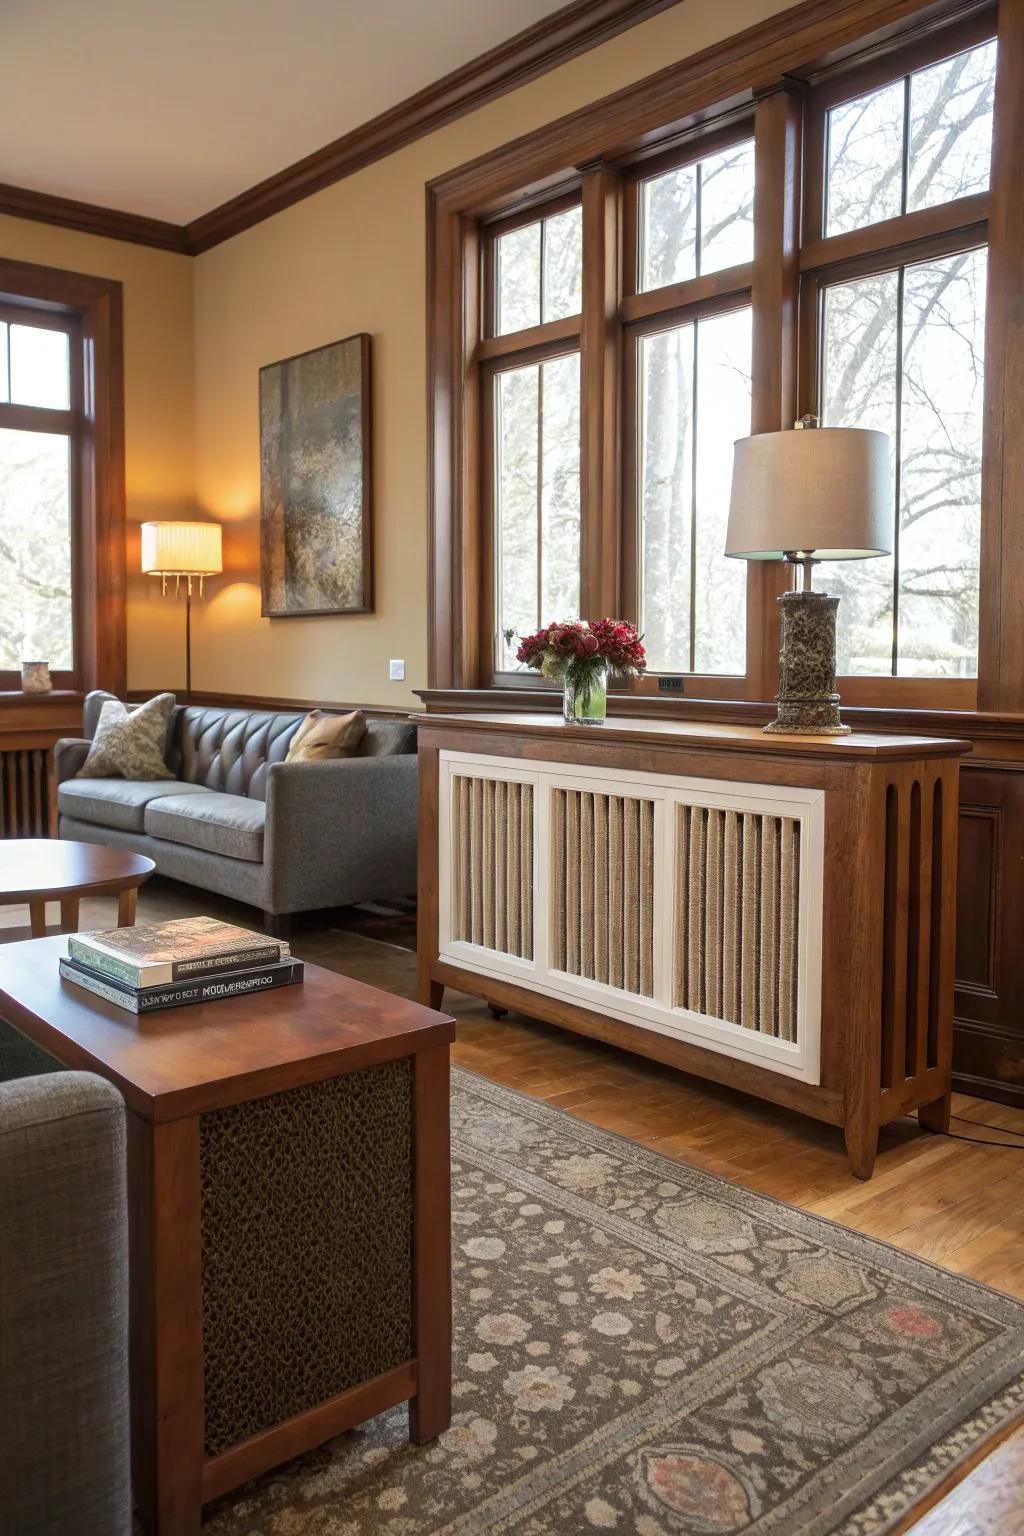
left=551, top=789, right=656, bottom=997
left=199, top=1059, right=414, bottom=1457
left=674, top=804, right=800, bottom=1041
left=451, top=774, right=534, bottom=959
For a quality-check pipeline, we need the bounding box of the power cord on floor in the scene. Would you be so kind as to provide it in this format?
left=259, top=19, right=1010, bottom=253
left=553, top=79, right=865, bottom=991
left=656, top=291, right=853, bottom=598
left=941, top=1114, right=1024, bottom=1150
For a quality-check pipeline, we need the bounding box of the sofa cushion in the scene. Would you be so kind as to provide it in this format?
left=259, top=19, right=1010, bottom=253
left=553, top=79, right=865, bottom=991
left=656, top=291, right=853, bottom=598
left=286, top=709, right=366, bottom=763
left=144, top=792, right=266, bottom=863
left=357, top=720, right=416, bottom=757
left=58, top=778, right=213, bottom=834
left=76, top=693, right=176, bottom=780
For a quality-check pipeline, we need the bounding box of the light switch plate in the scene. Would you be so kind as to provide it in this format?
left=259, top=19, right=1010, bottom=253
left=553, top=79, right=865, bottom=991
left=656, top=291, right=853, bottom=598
left=389, top=659, right=406, bottom=681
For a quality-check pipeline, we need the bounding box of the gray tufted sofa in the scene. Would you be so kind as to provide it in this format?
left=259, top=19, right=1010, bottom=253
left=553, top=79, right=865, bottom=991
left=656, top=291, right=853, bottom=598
left=54, top=692, right=418, bottom=933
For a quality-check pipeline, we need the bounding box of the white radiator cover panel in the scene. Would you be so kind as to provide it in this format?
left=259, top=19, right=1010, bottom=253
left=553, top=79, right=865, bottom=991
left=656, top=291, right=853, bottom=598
left=438, top=751, right=824, bottom=1083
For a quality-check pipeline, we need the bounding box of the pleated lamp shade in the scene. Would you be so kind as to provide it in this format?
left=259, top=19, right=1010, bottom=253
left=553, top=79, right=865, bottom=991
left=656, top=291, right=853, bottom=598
left=726, top=427, right=892, bottom=561
left=140, top=520, right=222, bottom=576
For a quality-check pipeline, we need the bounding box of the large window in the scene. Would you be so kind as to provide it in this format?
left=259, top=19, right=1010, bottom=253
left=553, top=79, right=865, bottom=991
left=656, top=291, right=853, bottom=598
left=0, top=307, right=79, bottom=682
left=437, top=3, right=1004, bottom=710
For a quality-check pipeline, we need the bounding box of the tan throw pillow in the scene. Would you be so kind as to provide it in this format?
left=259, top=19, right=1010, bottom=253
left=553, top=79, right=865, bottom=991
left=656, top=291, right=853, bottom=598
left=76, top=693, right=176, bottom=780
left=285, top=709, right=366, bottom=763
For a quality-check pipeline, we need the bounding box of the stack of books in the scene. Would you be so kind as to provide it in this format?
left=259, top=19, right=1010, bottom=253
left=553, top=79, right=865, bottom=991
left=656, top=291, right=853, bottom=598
left=59, top=916, right=304, bottom=1014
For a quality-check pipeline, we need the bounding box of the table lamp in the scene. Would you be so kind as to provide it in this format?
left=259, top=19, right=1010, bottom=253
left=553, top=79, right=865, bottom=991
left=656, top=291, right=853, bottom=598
left=141, top=521, right=222, bottom=701
left=726, top=419, right=891, bottom=735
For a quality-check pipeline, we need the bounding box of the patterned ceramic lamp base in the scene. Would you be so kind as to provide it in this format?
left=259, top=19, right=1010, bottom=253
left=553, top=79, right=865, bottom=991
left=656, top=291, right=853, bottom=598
left=764, top=590, right=851, bottom=737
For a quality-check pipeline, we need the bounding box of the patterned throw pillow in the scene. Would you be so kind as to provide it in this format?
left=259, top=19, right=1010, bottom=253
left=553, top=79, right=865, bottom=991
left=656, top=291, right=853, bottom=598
left=76, top=693, right=176, bottom=780
left=284, top=709, right=366, bottom=763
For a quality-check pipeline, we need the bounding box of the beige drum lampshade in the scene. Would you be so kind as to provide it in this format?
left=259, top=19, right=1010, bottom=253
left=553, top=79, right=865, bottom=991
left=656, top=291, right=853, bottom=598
left=140, top=520, right=222, bottom=576
left=726, top=427, right=892, bottom=560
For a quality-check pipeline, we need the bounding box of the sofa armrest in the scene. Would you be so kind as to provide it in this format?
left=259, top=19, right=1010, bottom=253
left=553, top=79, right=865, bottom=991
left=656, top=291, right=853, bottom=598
left=54, top=736, right=91, bottom=785
left=0, top=1072, right=131, bottom=1534
left=264, top=753, right=419, bottom=913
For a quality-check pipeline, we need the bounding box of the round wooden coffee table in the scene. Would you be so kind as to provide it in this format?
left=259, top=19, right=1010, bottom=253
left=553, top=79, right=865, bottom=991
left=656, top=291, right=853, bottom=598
left=0, top=839, right=155, bottom=937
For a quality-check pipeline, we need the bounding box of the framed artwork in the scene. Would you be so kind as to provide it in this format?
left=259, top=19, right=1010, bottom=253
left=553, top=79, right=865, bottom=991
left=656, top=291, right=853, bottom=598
left=259, top=332, right=373, bottom=616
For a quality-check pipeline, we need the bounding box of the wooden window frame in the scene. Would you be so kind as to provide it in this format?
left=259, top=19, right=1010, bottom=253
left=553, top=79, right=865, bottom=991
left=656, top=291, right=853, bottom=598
left=428, top=0, right=1019, bottom=722
left=0, top=301, right=83, bottom=691
left=797, top=6, right=995, bottom=709
left=618, top=115, right=759, bottom=696
left=0, top=258, right=126, bottom=701
left=479, top=192, right=584, bottom=687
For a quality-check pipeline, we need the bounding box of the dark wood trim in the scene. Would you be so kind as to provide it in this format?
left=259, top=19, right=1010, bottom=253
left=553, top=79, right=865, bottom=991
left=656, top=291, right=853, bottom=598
left=477, top=312, right=581, bottom=361
left=619, top=262, right=754, bottom=324
left=0, top=180, right=190, bottom=254
left=799, top=192, right=989, bottom=272
left=0, top=258, right=126, bottom=700
left=749, top=82, right=804, bottom=700
left=581, top=163, right=623, bottom=619
left=186, top=0, right=682, bottom=253
left=977, top=0, right=1024, bottom=712
left=125, top=688, right=410, bottom=719
left=202, top=1362, right=418, bottom=1502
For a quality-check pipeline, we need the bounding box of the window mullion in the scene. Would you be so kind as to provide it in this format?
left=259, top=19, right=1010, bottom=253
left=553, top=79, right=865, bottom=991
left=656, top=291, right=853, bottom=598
left=689, top=323, right=699, bottom=673
left=891, top=263, right=906, bottom=678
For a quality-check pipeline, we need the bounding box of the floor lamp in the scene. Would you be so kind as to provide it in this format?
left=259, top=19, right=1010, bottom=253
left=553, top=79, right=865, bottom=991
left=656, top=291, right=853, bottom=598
left=140, top=521, right=223, bottom=701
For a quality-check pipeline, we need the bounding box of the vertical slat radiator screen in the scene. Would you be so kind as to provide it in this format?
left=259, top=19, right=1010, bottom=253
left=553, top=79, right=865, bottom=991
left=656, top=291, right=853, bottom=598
left=674, top=806, right=800, bottom=1044
left=451, top=773, right=534, bottom=960
left=551, top=789, right=655, bottom=997
left=439, top=753, right=823, bottom=1083
left=0, top=748, right=51, bottom=837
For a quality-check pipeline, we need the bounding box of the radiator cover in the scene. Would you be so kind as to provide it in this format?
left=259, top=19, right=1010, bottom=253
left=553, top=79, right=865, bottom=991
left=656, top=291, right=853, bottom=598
left=439, top=752, right=824, bottom=1083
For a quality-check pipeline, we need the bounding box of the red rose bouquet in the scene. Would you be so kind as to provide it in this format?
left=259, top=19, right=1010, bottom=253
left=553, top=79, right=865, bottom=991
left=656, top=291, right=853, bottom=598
left=509, top=619, right=646, bottom=724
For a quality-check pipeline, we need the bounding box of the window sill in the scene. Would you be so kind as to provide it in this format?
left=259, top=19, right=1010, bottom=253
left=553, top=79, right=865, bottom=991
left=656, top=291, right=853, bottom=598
left=0, top=689, right=83, bottom=703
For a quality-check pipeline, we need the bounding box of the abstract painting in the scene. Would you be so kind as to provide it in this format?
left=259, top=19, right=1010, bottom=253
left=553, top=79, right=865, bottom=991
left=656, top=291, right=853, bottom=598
left=259, top=333, right=372, bottom=616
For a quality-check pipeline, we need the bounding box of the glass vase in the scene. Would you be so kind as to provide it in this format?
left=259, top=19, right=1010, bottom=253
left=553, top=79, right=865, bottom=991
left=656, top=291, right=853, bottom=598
left=563, top=660, right=608, bottom=725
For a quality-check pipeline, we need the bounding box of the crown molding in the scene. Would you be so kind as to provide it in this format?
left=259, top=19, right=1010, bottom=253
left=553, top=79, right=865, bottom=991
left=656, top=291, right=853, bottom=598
left=0, top=180, right=190, bottom=253
left=0, top=0, right=679, bottom=257
left=185, top=0, right=679, bottom=252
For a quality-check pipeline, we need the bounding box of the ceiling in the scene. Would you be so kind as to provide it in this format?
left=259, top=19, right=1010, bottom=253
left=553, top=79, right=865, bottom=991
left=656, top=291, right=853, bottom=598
left=1, top=0, right=570, bottom=224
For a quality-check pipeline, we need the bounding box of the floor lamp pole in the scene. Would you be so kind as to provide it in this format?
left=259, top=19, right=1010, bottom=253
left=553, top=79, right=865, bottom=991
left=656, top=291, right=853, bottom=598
left=184, top=583, right=192, bottom=702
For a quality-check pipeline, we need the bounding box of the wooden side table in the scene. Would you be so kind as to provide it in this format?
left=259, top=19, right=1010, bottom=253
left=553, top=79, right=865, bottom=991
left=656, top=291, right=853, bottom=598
left=0, top=838, right=154, bottom=934
left=0, top=936, right=455, bottom=1536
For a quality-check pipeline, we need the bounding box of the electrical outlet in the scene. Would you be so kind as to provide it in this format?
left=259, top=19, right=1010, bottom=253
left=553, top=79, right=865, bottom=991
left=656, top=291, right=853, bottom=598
left=388, top=659, right=406, bottom=682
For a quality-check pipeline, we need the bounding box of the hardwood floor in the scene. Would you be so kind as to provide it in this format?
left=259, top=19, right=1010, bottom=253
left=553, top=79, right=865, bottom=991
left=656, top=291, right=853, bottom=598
left=4, top=879, right=1022, bottom=1532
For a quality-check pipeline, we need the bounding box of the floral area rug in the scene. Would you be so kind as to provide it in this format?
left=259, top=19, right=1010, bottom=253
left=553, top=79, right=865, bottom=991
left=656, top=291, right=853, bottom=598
left=206, top=1069, right=1024, bottom=1536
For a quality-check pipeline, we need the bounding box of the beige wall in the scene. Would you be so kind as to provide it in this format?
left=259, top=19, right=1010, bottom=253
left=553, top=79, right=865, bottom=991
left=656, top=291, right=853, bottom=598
left=0, top=216, right=195, bottom=690
left=2, top=0, right=791, bottom=706
left=191, top=0, right=791, bottom=708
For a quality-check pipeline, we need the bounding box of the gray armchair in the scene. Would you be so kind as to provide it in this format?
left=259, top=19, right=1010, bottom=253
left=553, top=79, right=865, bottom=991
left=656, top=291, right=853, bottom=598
left=0, top=1070, right=131, bottom=1535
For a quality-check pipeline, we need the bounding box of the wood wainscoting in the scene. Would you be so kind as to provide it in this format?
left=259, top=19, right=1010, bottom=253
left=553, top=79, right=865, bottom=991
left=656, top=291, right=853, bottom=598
left=954, top=760, right=1024, bottom=1108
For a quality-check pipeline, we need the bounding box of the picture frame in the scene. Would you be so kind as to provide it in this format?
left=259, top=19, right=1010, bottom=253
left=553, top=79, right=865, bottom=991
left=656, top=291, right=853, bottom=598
left=259, top=332, right=373, bottom=617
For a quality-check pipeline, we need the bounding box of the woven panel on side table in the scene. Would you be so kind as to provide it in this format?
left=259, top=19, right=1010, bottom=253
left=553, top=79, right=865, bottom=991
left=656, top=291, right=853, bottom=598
left=199, top=1058, right=414, bottom=1457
